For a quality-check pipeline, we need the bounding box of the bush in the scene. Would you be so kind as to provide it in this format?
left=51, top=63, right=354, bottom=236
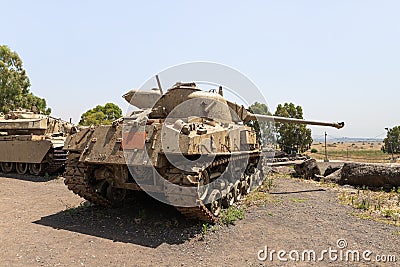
left=310, top=148, right=318, bottom=153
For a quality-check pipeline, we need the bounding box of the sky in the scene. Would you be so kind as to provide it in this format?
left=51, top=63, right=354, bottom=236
left=1, top=1, right=399, bottom=139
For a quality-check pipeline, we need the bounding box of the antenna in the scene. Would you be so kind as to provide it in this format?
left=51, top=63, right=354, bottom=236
left=155, top=75, right=163, bottom=94
left=218, top=86, right=223, bottom=96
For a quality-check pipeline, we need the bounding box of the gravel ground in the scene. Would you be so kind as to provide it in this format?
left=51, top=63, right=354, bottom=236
left=0, top=174, right=399, bottom=266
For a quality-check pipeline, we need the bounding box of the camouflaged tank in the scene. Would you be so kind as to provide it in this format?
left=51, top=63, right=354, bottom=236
left=63, top=82, right=344, bottom=222
left=0, top=109, right=76, bottom=175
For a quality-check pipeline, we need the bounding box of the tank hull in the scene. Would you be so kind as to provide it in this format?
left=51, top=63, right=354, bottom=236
left=0, top=136, right=68, bottom=175
left=0, top=137, right=52, bottom=163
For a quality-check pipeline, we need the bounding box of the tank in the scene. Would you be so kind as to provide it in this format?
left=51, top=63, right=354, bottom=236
left=0, top=109, right=76, bottom=176
left=63, top=81, right=344, bottom=223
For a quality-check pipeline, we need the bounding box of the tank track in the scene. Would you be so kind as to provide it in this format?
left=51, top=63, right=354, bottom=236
left=45, top=148, right=69, bottom=174
left=166, top=154, right=262, bottom=223
left=63, top=152, right=261, bottom=224
left=63, top=154, right=112, bottom=207
left=176, top=203, right=219, bottom=223
left=0, top=147, right=69, bottom=176
left=173, top=172, right=261, bottom=223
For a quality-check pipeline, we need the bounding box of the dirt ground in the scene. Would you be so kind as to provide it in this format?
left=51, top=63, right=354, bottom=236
left=1, top=173, right=399, bottom=266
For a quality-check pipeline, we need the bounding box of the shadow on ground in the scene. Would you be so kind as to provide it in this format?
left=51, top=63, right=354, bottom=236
left=33, top=193, right=202, bottom=248
left=270, top=188, right=325, bottom=195
left=0, top=172, right=59, bottom=182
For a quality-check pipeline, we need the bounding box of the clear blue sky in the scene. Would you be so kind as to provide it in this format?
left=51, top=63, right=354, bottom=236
left=2, top=1, right=399, bottom=138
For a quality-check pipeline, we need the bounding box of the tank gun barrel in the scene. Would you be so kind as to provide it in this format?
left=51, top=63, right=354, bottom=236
left=248, top=114, right=345, bottom=129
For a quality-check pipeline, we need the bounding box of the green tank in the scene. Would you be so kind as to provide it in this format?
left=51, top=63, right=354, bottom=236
left=0, top=109, right=76, bottom=175
left=63, top=82, right=344, bottom=222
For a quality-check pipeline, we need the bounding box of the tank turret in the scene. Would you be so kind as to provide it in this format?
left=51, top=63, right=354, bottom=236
left=0, top=108, right=76, bottom=136
left=123, top=82, right=344, bottom=129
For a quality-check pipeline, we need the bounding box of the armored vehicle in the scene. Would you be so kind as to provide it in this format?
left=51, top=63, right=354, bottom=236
left=63, top=82, right=344, bottom=222
left=0, top=109, right=76, bottom=175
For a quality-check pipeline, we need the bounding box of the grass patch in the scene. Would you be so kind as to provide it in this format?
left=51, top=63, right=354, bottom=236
left=356, top=199, right=370, bottom=210
left=219, top=205, right=246, bottom=226
left=245, top=191, right=271, bottom=206
left=209, top=224, right=220, bottom=232
left=349, top=212, right=372, bottom=221
left=262, top=175, right=276, bottom=192
left=393, top=230, right=400, bottom=236
left=244, top=174, right=277, bottom=206
left=199, top=219, right=224, bottom=239
left=289, top=197, right=308, bottom=203
left=201, top=223, right=209, bottom=237
left=340, top=187, right=400, bottom=226
left=62, top=201, right=92, bottom=214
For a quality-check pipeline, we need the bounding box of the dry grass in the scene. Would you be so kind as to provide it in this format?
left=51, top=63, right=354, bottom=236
left=244, top=175, right=275, bottom=206
left=339, top=187, right=400, bottom=226
left=305, top=141, right=396, bottom=163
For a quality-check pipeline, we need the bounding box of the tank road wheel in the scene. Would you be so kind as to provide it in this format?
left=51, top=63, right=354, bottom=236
left=197, top=170, right=210, bottom=201
left=1, top=162, right=14, bottom=173
left=29, top=163, right=43, bottom=176
left=206, top=189, right=222, bottom=217
left=241, top=175, right=253, bottom=195
left=16, top=163, right=28, bottom=175
left=106, top=185, right=127, bottom=205
left=222, top=186, right=235, bottom=208
left=252, top=170, right=262, bottom=188
left=233, top=180, right=242, bottom=202
left=245, top=174, right=253, bottom=194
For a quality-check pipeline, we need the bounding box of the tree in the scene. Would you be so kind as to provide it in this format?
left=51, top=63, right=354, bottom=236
left=0, top=45, right=51, bottom=114
left=274, top=102, right=312, bottom=154
left=248, top=102, right=275, bottom=145
left=382, top=126, right=400, bottom=154
left=79, top=103, right=122, bottom=126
